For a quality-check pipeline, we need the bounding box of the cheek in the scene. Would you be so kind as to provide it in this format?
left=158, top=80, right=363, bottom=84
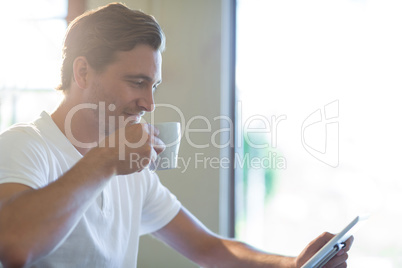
left=94, top=78, right=137, bottom=113
left=105, top=92, right=132, bottom=116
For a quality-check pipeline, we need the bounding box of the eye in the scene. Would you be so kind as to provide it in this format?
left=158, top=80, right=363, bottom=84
left=129, top=80, right=144, bottom=87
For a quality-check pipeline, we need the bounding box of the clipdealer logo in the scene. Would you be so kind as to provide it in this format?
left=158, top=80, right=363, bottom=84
left=62, top=100, right=340, bottom=168
left=301, top=100, right=339, bottom=167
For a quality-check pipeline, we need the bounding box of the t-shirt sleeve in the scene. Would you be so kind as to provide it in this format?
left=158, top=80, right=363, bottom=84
left=0, top=127, right=49, bottom=189
left=139, top=171, right=181, bottom=235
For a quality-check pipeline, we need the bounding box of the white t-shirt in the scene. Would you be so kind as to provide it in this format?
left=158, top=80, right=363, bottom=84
left=0, top=112, right=181, bottom=268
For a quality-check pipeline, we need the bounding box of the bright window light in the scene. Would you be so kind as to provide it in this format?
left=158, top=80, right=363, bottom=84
left=236, top=0, right=402, bottom=267
left=0, top=0, right=66, bottom=130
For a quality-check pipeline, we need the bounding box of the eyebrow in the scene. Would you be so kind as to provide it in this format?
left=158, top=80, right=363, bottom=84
left=122, top=74, right=162, bottom=85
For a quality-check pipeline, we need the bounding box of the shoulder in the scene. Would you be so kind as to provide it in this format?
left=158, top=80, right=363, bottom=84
left=0, top=122, right=52, bottom=176
left=0, top=123, right=48, bottom=154
left=0, top=123, right=51, bottom=188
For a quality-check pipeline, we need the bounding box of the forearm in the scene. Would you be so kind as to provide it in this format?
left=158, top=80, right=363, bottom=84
left=202, top=237, right=296, bottom=268
left=154, top=208, right=296, bottom=268
left=0, top=147, right=115, bottom=266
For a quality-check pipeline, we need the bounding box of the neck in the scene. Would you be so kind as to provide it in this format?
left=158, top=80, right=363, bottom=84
left=51, top=93, right=101, bottom=155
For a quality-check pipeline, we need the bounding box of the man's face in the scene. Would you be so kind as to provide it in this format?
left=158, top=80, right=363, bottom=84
left=85, top=44, right=162, bottom=136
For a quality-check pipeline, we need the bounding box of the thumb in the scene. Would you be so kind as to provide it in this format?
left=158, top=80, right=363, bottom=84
left=296, top=232, right=335, bottom=267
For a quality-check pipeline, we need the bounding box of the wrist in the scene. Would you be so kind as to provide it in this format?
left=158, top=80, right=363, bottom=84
left=281, top=256, right=297, bottom=268
left=83, top=147, right=117, bottom=178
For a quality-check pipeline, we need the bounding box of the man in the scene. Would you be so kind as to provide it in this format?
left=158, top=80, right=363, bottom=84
left=0, top=3, right=352, bottom=267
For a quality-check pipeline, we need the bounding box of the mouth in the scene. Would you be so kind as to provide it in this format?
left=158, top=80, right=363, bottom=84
left=123, top=112, right=143, bottom=123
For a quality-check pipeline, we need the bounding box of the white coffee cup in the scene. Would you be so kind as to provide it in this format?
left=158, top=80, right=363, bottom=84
left=150, top=122, right=181, bottom=171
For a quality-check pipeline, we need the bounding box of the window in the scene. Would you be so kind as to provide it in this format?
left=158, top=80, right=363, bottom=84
left=236, top=0, right=402, bottom=267
left=0, top=0, right=68, bottom=131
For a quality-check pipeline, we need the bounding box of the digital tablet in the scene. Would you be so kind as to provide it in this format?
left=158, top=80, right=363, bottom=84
left=301, top=215, right=369, bottom=268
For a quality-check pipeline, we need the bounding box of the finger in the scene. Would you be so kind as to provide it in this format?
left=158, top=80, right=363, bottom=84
left=335, top=264, right=347, bottom=268
left=145, top=123, right=160, bottom=137
left=153, top=125, right=160, bottom=136
left=331, top=263, right=347, bottom=268
left=140, top=124, right=163, bottom=153
left=343, top=236, right=354, bottom=252
left=152, top=136, right=166, bottom=155
left=314, top=232, right=335, bottom=249
left=150, top=147, right=158, bottom=162
left=324, top=252, right=348, bottom=268
left=296, top=232, right=336, bottom=268
left=336, top=249, right=345, bottom=256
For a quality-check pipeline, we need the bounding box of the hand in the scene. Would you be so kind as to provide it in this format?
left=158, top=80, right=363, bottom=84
left=295, top=232, right=354, bottom=268
left=99, top=123, right=165, bottom=175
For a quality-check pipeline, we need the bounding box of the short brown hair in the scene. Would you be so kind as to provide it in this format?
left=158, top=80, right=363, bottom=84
left=57, top=3, right=165, bottom=91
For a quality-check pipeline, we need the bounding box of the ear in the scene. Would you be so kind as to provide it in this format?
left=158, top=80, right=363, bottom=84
left=72, top=56, right=91, bottom=89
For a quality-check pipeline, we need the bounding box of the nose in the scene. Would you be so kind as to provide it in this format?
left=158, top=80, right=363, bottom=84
left=137, top=87, right=155, bottom=112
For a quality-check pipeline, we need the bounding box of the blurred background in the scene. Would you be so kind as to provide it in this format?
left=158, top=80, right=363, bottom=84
left=236, top=1, right=402, bottom=267
left=0, top=0, right=401, bottom=267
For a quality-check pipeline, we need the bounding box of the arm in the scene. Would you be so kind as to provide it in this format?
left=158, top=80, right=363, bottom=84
left=0, top=148, right=115, bottom=267
left=153, top=207, right=353, bottom=268
left=153, top=207, right=295, bottom=268
left=0, top=123, right=163, bottom=267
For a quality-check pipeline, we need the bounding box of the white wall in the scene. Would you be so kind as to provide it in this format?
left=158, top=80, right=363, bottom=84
left=87, top=1, right=225, bottom=267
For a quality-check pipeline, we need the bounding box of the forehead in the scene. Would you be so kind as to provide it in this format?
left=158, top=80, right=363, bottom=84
left=107, top=44, right=162, bottom=79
